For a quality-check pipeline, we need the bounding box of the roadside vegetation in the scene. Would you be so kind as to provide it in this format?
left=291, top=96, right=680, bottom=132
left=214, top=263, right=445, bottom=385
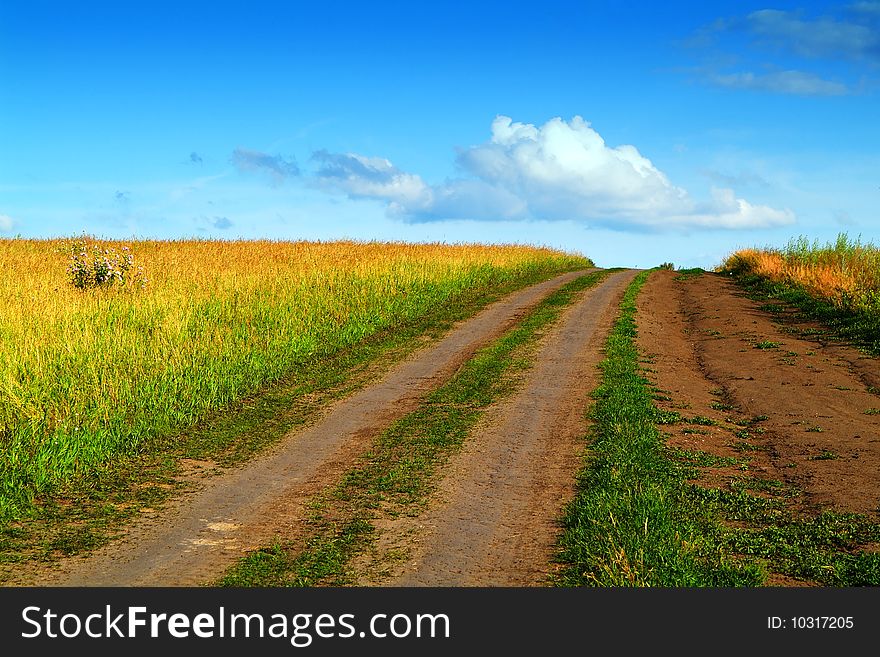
left=719, top=234, right=880, bottom=354
left=0, top=237, right=590, bottom=527
left=218, top=270, right=612, bottom=586
left=554, top=268, right=880, bottom=586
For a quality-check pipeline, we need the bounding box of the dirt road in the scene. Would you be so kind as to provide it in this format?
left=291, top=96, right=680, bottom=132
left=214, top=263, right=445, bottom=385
left=377, top=269, right=637, bottom=586
left=26, top=270, right=593, bottom=586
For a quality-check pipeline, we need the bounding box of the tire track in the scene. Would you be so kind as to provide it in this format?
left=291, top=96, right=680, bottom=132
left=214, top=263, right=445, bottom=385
left=25, top=270, right=594, bottom=586
left=387, top=269, right=638, bottom=586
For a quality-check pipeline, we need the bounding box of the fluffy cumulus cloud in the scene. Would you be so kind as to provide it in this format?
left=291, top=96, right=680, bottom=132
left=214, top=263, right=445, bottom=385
left=312, top=116, right=793, bottom=230
left=232, top=147, right=300, bottom=184
left=456, top=116, right=692, bottom=221
left=0, top=214, right=14, bottom=232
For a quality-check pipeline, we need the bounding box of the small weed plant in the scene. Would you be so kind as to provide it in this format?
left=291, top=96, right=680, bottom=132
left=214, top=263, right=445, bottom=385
left=60, top=237, right=147, bottom=290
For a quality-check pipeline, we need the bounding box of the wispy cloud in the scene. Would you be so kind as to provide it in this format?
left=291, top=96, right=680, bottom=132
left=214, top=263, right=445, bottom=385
left=212, top=216, right=233, bottom=229
left=311, top=150, right=433, bottom=211
left=189, top=152, right=204, bottom=165
left=686, top=5, right=878, bottom=96
left=708, top=69, right=849, bottom=95
left=0, top=213, right=14, bottom=233
left=232, top=147, right=300, bottom=185
left=311, top=150, right=432, bottom=209
left=311, top=115, right=793, bottom=231
left=743, top=8, right=880, bottom=62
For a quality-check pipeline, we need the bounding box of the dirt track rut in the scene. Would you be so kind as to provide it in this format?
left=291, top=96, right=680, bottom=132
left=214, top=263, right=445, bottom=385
left=384, top=269, right=637, bottom=586
left=28, top=270, right=593, bottom=586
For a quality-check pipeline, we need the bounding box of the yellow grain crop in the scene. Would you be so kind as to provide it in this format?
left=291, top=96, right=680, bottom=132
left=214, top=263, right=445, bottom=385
left=0, top=237, right=590, bottom=517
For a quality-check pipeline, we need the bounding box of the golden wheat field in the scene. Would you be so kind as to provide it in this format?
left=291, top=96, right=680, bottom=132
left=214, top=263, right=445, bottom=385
left=0, top=237, right=591, bottom=518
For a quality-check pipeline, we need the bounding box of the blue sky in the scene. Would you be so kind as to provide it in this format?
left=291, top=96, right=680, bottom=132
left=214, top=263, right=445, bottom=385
left=1, top=0, right=878, bottom=268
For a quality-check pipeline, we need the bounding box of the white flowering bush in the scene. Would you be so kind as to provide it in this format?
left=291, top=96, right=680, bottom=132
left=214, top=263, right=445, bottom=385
left=60, top=237, right=148, bottom=290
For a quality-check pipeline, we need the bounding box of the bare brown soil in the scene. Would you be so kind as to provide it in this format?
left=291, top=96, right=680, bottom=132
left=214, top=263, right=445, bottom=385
left=637, top=270, right=880, bottom=520
left=362, top=270, right=638, bottom=586
left=16, top=270, right=592, bottom=586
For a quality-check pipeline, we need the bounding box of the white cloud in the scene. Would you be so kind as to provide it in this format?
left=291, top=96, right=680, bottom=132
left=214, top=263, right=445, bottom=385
left=311, top=116, right=794, bottom=231
left=312, top=151, right=528, bottom=221
left=311, top=150, right=433, bottom=210
left=671, top=187, right=795, bottom=229
left=0, top=214, right=14, bottom=232
left=456, top=116, right=692, bottom=220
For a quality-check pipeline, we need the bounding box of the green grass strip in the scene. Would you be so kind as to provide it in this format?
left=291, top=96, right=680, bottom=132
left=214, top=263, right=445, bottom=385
left=218, top=270, right=614, bottom=586
left=692, top=488, right=880, bottom=586
left=553, top=270, right=763, bottom=586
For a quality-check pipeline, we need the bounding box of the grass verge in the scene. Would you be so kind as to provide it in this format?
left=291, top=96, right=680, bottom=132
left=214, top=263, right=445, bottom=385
left=217, top=270, right=614, bottom=586
left=0, top=265, right=589, bottom=579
